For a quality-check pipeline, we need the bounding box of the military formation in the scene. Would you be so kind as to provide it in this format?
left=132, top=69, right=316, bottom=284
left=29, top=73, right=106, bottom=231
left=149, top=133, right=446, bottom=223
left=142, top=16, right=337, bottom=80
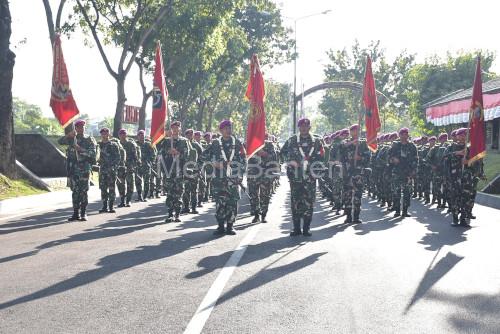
left=58, top=117, right=484, bottom=237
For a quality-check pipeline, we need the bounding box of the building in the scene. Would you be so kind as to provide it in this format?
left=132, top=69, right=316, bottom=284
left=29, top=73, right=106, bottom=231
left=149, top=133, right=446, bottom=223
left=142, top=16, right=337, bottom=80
left=424, top=78, right=500, bottom=150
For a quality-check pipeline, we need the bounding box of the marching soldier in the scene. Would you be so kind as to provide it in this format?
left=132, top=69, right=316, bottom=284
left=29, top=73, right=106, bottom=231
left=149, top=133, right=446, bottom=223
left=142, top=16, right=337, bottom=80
left=281, top=118, right=324, bottom=236
left=117, top=129, right=140, bottom=207
left=340, top=124, right=370, bottom=223
left=209, top=120, right=246, bottom=236
left=329, top=130, right=346, bottom=215
left=97, top=127, right=120, bottom=213
left=247, top=135, right=278, bottom=224
left=426, top=133, right=449, bottom=208
left=160, top=121, right=189, bottom=222
left=182, top=129, right=203, bottom=214
left=194, top=131, right=206, bottom=206
left=389, top=127, right=418, bottom=218
left=136, top=130, right=156, bottom=202
left=58, top=120, right=97, bottom=221
left=421, top=136, right=436, bottom=204
left=202, top=132, right=214, bottom=202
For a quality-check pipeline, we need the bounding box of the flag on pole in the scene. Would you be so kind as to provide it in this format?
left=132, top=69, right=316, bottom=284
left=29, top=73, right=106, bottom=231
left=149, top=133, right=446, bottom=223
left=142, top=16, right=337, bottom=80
left=50, top=35, right=80, bottom=128
left=468, top=56, right=486, bottom=165
left=245, top=54, right=266, bottom=158
left=362, top=56, right=381, bottom=152
left=150, top=41, right=168, bottom=146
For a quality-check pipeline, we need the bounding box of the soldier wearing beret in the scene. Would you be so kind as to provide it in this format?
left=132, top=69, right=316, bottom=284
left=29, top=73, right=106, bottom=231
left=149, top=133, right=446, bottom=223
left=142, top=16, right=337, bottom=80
left=58, top=120, right=97, bottom=221
left=388, top=127, right=418, bottom=218
left=136, top=130, right=157, bottom=202
left=160, top=121, right=190, bottom=222
left=182, top=129, right=204, bottom=214
left=97, top=128, right=120, bottom=213
left=117, top=129, right=141, bottom=207
left=281, top=118, right=324, bottom=236
left=208, top=120, right=247, bottom=235
left=340, top=124, right=370, bottom=223
left=426, top=133, right=449, bottom=208
left=329, top=130, right=347, bottom=215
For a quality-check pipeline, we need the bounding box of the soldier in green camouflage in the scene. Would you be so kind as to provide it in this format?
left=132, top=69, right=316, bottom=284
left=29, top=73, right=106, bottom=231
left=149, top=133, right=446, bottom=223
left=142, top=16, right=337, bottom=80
left=117, top=129, right=141, bottom=207
left=182, top=129, right=204, bottom=214
left=209, top=120, right=246, bottom=236
left=160, top=121, right=190, bottom=222
left=281, top=118, right=324, bottom=236
left=193, top=131, right=207, bottom=206
left=202, top=132, right=214, bottom=202
left=97, top=127, right=120, bottom=213
left=329, top=130, right=347, bottom=215
left=136, top=130, right=156, bottom=202
left=389, top=127, right=418, bottom=218
left=58, top=120, right=97, bottom=221
left=426, top=133, right=449, bottom=208
left=340, top=124, right=370, bottom=224
left=247, top=135, right=278, bottom=224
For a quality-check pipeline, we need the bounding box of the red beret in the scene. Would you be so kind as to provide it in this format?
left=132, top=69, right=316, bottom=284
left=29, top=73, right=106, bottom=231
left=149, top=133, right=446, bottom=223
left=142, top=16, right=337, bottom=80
left=185, top=129, right=193, bottom=135
left=349, top=124, right=359, bottom=131
left=74, top=120, right=86, bottom=127
left=118, top=129, right=127, bottom=135
left=219, top=119, right=232, bottom=130
left=455, top=128, right=467, bottom=136
left=297, top=118, right=310, bottom=127
left=170, top=121, right=181, bottom=128
left=138, top=130, right=145, bottom=135
left=99, top=127, right=109, bottom=134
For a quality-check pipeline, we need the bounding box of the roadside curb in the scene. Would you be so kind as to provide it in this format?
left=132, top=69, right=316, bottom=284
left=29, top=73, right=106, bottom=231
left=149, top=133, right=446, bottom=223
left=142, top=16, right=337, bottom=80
left=476, top=192, right=500, bottom=210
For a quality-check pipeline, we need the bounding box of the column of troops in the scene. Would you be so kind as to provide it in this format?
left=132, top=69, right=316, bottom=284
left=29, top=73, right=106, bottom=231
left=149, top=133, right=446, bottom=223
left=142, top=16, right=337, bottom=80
left=317, top=124, right=484, bottom=227
left=58, top=118, right=484, bottom=238
left=58, top=119, right=282, bottom=236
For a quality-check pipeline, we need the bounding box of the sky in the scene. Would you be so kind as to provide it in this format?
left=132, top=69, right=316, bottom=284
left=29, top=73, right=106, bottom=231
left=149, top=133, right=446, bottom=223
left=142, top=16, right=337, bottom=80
left=10, top=0, right=500, bottom=120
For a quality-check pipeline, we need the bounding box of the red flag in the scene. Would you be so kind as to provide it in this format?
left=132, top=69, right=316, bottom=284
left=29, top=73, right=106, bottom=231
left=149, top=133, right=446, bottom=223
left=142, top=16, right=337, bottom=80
left=245, top=54, right=266, bottom=158
left=363, top=56, right=381, bottom=152
left=468, top=56, right=486, bottom=165
left=150, top=41, right=168, bottom=146
left=50, top=35, right=79, bottom=128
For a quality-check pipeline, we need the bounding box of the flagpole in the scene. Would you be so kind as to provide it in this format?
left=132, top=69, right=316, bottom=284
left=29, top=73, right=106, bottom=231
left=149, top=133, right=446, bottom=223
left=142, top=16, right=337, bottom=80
left=464, top=55, right=480, bottom=170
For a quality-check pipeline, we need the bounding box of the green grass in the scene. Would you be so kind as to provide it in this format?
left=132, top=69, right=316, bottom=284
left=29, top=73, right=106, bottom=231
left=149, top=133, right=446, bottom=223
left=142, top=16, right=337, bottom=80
left=0, top=174, right=47, bottom=200
left=477, top=152, right=500, bottom=191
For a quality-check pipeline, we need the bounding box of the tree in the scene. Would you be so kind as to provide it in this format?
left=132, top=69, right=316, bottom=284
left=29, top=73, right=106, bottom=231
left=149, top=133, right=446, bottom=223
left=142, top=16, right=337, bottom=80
left=403, top=51, right=496, bottom=134
left=0, top=0, right=16, bottom=178
left=74, top=0, right=174, bottom=136
left=13, top=98, right=63, bottom=135
left=319, top=40, right=415, bottom=132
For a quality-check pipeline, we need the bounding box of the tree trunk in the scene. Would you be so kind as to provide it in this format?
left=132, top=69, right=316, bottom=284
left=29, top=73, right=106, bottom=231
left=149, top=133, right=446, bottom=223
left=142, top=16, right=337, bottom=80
left=196, top=97, right=206, bottom=130
left=0, top=0, right=16, bottom=178
left=113, top=75, right=126, bottom=136
left=138, top=92, right=151, bottom=131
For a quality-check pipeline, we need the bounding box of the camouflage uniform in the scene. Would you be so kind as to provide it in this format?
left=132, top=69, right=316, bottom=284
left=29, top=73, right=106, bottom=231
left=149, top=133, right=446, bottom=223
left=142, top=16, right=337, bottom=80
left=426, top=142, right=449, bottom=207
left=282, top=133, right=324, bottom=234
left=340, top=137, right=370, bottom=223
left=118, top=139, right=141, bottom=206
left=208, top=136, right=246, bottom=234
left=329, top=137, right=344, bottom=213
left=201, top=140, right=215, bottom=202
left=196, top=140, right=207, bottom=204
left=97, top=139, right=120, bottom=211
left=247, top=140, right=278, bottom=223
left=418, top=143, right=432, bottom=202
left=58, top=133, right=97, bottom=220
left=160, top=135, right=189, bottom=221
left=389, top=141, right=418, bottom=215
left=183, top=139, right=204, bottom=213
left=136, top=139, right=157, bottom=201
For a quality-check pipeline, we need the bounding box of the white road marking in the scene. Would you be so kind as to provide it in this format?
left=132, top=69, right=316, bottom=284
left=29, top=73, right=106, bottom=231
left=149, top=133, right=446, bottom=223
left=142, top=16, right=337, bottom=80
left=183, top=223, right=262, bottom=334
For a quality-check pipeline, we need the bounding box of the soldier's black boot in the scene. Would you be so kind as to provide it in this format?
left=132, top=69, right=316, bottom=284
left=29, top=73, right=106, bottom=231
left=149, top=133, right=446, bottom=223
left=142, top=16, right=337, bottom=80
left=302, top=217, right=312, bottom=237
left=226, top=222, right=236, bottom=235
left=344, top=212, right=352, bottom=224
left=136, top=192, right=143, bottom=202
left=393, top=207, right=401, bottom=218
left=191, top=205, right=199, bottom=214
left=353, top=210, right=362, bottom=224
left=451, top=214, right=459, bottom=226
left=181, top=206, right=190, bottom=214
left=155, top=191, right=160, bottom=199
left=290, top=217, right=302, bottom=236
left=424, top=194, right=430, bottom=204
left=251, top=213, right=260, bottom=224
left=125, top=196, right=132, bottom=207
left=108, top=200, right=116, bottom=213
left=380, top=201, right=386, bottom=207
left=213, top=220, right=225, bottom=236
left=118, top=197, right=126, bottom=208
left=165, top=210, right=174, bottom=223
left=261, top=211, right=268, bottom=224
left=459, top=214, right=470, bottom=227
left=99, top=201, right=108, bottom=213
left=174, top=211, right=181, bottom=222
left=402, top=207, right=411, bottom=218
left=68, top=209, right=80, bottom=222
left=80, top=207, right=88, bottom=221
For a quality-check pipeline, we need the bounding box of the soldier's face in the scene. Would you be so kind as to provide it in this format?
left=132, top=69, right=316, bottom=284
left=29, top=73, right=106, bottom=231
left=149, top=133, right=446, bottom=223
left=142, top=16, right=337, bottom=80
left=194, top=135, right=201, bottom=142
left=119, top=133, right=127, bottom=141
left=101, top=132, right=109, bottom=141
left=429, top=140, right=436, bottom=147
left=171, top=126, right=180, bottom=136
left=399, top=132, right=409, bottom=142
left=186, top=133, right=193, bottom=140
left=138, top=133, right=145, bottom=142
left=457, top=134, right=466, bottom=143
left=75, top=125, right=85, bottom=135
left=221, top=126, right=232, bottom=137
left=299, top=124, right=310, bottom=136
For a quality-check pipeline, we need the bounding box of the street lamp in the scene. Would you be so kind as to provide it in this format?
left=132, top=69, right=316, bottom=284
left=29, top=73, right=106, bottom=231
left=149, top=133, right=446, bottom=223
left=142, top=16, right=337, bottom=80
left=289, top=9, right=332, bottom=134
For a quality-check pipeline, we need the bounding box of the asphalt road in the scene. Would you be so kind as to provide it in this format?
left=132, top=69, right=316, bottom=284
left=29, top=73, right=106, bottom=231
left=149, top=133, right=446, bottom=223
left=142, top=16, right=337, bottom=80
left=0, top=177, right=499, bottom=334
